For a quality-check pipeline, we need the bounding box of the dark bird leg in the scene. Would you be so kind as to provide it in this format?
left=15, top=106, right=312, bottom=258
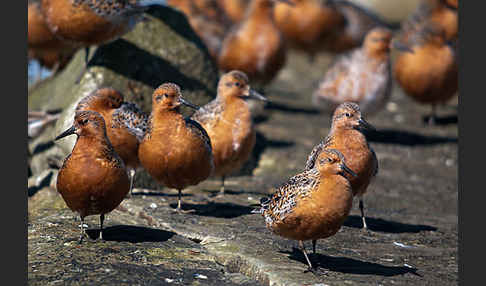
left=312, top=239, right=317, bottom=255
left=99, top=213, right=105, bottom=240
left=174, top=189, right=195, bottom=213
left=428, top=104, right=437, bottom=125
left=359, top=197, right=368, bottom=230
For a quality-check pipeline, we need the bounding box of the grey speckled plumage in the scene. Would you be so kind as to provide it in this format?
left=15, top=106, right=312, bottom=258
left=191, top=97, right=225, bottom=129
left=112, top=102, right=149, bottom=142
left=71, top=0, right=167, bottom=17
left=255, top=168, right=320, bottom=227
left=312, top=43, right=392, bottom=116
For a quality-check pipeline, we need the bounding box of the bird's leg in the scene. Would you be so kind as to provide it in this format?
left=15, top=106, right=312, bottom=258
left=299, top=240, right=314, bottom=271
left=219, top=175, right=226, bottom=196
left=99, top=214, right=105, bottom=240
left=428, top=104, right=437, bottom=125
left=312, top=239, right=317, bottom=255
left=78, top=216, right=87, bottom=244
left=177, top=189, right=182, bottom=211
left=359, top=197, right=368, bottom=230
left=174, top=189, right=195, bottom=213
left=75, top=47, right=91, bottom=84
left=126, top=168, right=136, bottom=197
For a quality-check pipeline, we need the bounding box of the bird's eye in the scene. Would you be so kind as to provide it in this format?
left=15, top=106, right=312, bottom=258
left=163, top=93, right=169, bottom=98
left=327, top=157, right=333, bottom=162
left=234, top=82, right=241, bottom=87
left=345, top=113, right=351, bottom=117
left=81, top=119, right=88, bottom=125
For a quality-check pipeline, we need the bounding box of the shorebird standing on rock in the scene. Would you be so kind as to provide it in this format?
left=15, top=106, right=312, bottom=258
left=191, top=70, right=267, bottom=196
left=312, top=27, right=393, bottom=117
left=138, top=83, right=214, bottom=212
left=305, top=102, right=378, bottom=230
left=56, top=110, right=130, bottom=243
left=254, top=149, right=356, bottom=272
left=75, top=87, right=148, bottom=196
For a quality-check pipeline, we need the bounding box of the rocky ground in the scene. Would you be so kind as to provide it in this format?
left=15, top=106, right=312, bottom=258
left=28, top=8, right=458, bottom=285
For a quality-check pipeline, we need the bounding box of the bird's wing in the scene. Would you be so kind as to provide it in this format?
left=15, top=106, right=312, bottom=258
left=112, top=102, right=149, bottom=142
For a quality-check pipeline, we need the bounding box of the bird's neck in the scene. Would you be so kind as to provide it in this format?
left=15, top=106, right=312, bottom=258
left=151, top=109, right=185, bottom=134
left=245, top=0, right=274, bottom=25
left=329, top=126, right=367, bottom=147
left=71, top=135, right=114, bottom=159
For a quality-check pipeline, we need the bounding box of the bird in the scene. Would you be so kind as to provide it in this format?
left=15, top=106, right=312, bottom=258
left=254, top=148, right=356, bottom=271
left=28, top=0, right=79, bottom=73
left=319, top=0, right=398, bottom=54
left=216, top=0, right=250, bottom=24
left=217, top=0, right=290, bottom=85
left=191, top=70, right=267, bottom=196
left=167, top=0, right=230, bottom=60
left=304, top=102, right=378, bottom=230
left=399, top=0, right=457, bottom=44
left=138, top=83, right=214, bottom=212
left=312, top=27, right=393, bottom=117
left=392, top=23, right=458, bottom=124
left=55, top=110, right=130, bottom=243
left=272, top=0, right=345, bottom=57
left=39, top=0, right=168, bottom=82
left=75, top=87, right=148, bottom=196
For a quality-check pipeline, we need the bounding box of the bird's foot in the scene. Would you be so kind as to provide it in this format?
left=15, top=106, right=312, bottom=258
left=304, top=266, right=327, bottom=276
left=172, top=207, right=196, bottom=214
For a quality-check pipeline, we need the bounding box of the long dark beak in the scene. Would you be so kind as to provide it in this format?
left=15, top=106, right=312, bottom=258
left=55, top=125, right=76, bottom=141
left=248, top=89, right=268, bottom=102
left=391, top=40, right=414, bottom=54
left=357, top=118, right=376, bottom=131
left=179, top=97, right=200, bottom=110
left=340, top=163, right=358, bottom=177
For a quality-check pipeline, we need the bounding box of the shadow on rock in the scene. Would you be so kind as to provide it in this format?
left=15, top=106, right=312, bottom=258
left=237, top=131, right=294, bottom=176
left=90, top=38, right=215, bottom=97
left=86, top=225, right=176, bottom=243
left=169, top=201, right=254, bottom=218
left=344, top=216, right=437, bottom=233
left=131, top=189, right=193, bottom=198
left=423, top=114, right=458, bottom=126
left=284, top=248, right=421, bottom=277
left=366, top=129, right=457, bottom=146
left=264, top=101, right=321, bottom=115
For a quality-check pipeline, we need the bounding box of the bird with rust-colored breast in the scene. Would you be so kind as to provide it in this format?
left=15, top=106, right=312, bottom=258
left=273, top=0, right=344, bottom=57
left=138, top=83, right=214, bottom=212
left=217, top=0, right=250, bottom=24
left=55, top=110, right=130, bottom=243
left=28, top=0, right=79, bottom=73
left=392, top=23, right=458, bottom=124
left=40, top=0, right=168, bottom=82
left=217, top=0, right=291, bottom=85
left=254, top=148, right=356, bottom=272
left=305, top=102, right=378, bottom=231
left=75, top=87, right=148, bottom=196
left=313, top=27, right=393, bottom=116
left=191, top=70, right=267, bottom=196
